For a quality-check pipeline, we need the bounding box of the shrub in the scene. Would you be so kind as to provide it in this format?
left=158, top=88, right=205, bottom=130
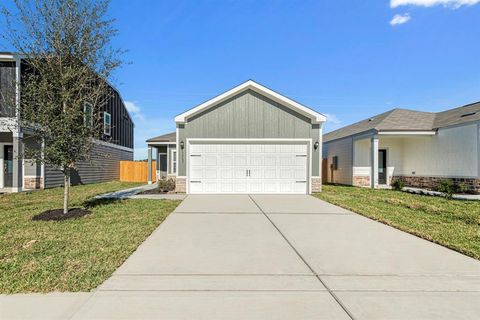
left=157, top=178, right=176, bottom=192
left=436, top=180, right=457, bottom=199
left=391, top=179, right=405, bottom=191
left=456, top=183, right=469, bottom=194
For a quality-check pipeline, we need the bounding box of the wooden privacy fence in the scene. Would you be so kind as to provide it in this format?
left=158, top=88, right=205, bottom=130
left=120, top=161, right=156, bottom=183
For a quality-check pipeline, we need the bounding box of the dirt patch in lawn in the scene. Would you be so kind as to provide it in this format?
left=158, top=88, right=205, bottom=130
left=32, top=208, right=91, bottom=221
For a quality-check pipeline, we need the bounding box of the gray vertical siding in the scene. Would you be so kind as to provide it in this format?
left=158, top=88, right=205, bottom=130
left=45, top=142, right=133, bottom=188
left=0, top=61, right=16, bottom=118
left=177, top=89, right=321, bottom=176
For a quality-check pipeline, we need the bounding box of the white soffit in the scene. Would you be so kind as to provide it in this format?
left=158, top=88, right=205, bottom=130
left=174, top=80, right=326, bottom=124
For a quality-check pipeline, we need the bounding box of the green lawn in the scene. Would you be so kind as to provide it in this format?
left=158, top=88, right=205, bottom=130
left=315, top=185, right=480, bottom=260
left=0, top=181, right=180, bottom=294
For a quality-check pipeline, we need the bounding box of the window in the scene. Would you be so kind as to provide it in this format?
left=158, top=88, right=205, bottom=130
left=172, top=150, right=177, bottom=174
left=332, top=156, right=338, bottom=170
left=104, top=112, right=111, bottom=136
left=84, top=102, right=93, bottom=127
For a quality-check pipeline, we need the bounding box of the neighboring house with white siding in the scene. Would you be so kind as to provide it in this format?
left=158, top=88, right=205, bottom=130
left=323, top=102, right=480, bottom=193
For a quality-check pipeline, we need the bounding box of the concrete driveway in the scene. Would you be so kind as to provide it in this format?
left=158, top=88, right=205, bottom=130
left=69, top=194, right=480, bottom=320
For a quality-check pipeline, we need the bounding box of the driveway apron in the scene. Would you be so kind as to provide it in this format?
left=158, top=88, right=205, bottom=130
left=71, top=194, right=480, bottom=320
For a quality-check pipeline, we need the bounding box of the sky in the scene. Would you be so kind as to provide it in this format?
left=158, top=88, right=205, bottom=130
left=1, top=0, right=480, bottom=159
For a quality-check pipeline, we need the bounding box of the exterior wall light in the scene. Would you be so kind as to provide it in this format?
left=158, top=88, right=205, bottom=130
left=314, top=141, right=319, bottom=150
left=180, top=140, right=185, bottom=149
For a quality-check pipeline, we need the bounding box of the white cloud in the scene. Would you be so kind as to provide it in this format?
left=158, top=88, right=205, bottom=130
left=391, top=0, right=480, bottom=8
left=390, top=13, right=412, bottom=25
left=325, top=113, right=342, bottom=125
left=323, top=113, right=343, bottom=133
left=124, top=101, right=144, bottom=121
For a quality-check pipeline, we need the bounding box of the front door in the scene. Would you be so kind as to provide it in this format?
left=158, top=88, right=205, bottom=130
left=3, top=145, right=13, bottom=187
left=378, top=149, right=387, bottom=185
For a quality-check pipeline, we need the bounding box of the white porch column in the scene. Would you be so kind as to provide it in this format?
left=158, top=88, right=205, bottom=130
left=371, top=135, right=379, bottom=188
left=147, top=146, right=153, bottom=185
left=12, top=132, right=23, bottom=192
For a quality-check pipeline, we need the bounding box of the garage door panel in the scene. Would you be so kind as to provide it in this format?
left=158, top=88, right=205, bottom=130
left=204, top=168, right=217, bottom=179
left=190, top=156, right=203, bottom=166
left=220, top=182, right=234, bottom=192
left=190, top=145, right=203, bottom=154
left=294, top=168, right=307, bottom=180
left=264, top=168, right=276, bottom=179
left=204, top=155, right=217, bottom=166
left=234, top=180, right=248, bottom=192
left=250, top=155, right=264, bottom=166
left=234, top=167, right=248, bottom=179
left=294, top=182, right=307, bottom=193
left=234, top=145, right=248, bottom=153
left=220, top=155, right=234, bottom=166
left=189, top=182, right=203, bottom=193
left=234, top=156, right=248, bottom=166
left=220, top=168, right=233, bottom=179
left=249, top=168, right=263, bottom=179
left=264, top=156, right=276, bottom=166
left=190, top=168, right=204, bottom=179
left=188, top=143, right=308, bottom=194
left=204, top=182, right=218, bottom=193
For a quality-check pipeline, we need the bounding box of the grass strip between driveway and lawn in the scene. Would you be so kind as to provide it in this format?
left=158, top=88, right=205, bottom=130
left=0, top=181, right=180, bottom=294
left=315, top=185, right=480, bottom=260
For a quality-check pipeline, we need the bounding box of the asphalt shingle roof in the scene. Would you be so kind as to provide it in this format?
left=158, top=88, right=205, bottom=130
left=324, top=102, right=480, bottom=143
left=146, top=131, right=176, bottom=143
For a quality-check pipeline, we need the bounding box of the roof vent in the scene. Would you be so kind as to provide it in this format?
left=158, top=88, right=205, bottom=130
left=461, top=112, right=477, bottom=118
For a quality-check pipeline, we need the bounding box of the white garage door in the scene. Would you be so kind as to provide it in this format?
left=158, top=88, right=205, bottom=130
left=188, top=143, right=309, bottom=194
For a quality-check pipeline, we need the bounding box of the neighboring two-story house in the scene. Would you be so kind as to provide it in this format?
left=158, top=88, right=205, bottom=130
left=0, top=52, right=134, bottom=192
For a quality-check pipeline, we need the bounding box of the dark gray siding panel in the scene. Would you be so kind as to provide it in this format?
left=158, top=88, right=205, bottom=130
left=0, top=132, right=12, bottom=142
left=100, top=87, right=134, bottom=149
left=0, top=61, right=16, bottom=117
left=44, top=142, right=133, bottom=188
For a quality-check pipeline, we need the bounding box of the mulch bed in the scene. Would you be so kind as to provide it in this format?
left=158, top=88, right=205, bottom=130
left=140, top=189, right=174, bottom=195
left=32, top=208, right=92, bottom=221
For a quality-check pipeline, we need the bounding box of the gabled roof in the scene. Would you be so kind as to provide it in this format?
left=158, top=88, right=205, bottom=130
left=324, top=109, right=435, bottom=142
left=146, top=131, right=176, bottom=143
left=174, top=80, right=326, bottom=124
left=324, top=101, right=480, bottom=143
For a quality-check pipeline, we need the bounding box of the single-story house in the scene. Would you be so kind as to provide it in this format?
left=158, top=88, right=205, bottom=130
left=146, top=80, right=326, bottom=194
left=0, top=52, right=134, bottom=192
left=323, top=102, right=480, bottom=193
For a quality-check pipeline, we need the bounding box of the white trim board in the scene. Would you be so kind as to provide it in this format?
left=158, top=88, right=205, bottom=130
left=175, top=80, right=326, bottom=124
left=93, top=139, right=134, bottom=152
left=378, top=131, right=436, bottom=136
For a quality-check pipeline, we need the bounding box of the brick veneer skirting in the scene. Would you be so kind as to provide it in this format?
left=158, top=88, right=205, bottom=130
left=175, top=176, right=186, bottom=193
left=24, top=176, right=43, bottom=189
left=353, top=175, right=370, bottom=187
left=311, top=177, right=322, bottom=192
left=392, top=175, right=480, bottom=194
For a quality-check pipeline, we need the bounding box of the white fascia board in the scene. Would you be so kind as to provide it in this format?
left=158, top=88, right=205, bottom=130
left=378, top=131, right=436, bottom=136
left=174, top=80, right=326, bottom=124
left=146, top=141, right=177, bottom=146
left=0, top=54, right=16, bottom=61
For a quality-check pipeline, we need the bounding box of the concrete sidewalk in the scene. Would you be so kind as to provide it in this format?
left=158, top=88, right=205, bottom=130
left=3, top=194, right=480, bottom=319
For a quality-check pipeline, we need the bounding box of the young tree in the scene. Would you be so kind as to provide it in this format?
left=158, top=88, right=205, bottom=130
left=2, top=0, right=123, bottom=213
